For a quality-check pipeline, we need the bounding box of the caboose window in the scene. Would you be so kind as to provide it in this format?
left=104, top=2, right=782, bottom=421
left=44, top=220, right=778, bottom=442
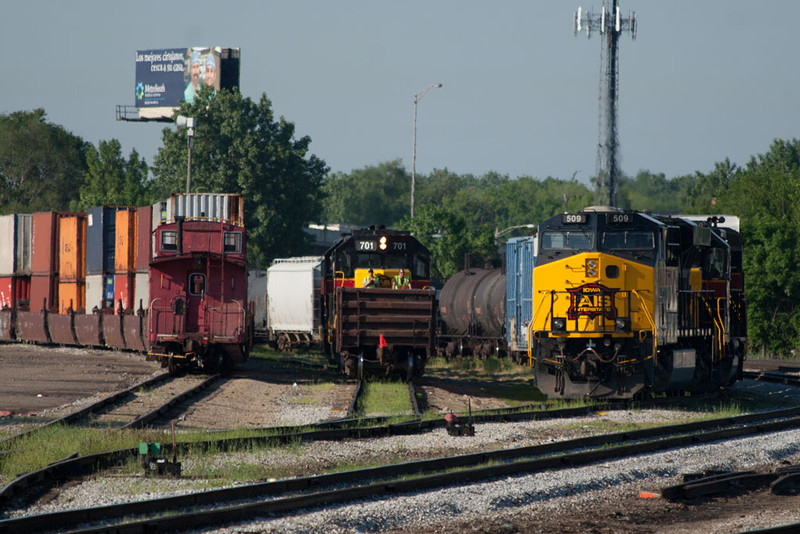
left=162, top=231, right=177, bottom=251
left=189, top=273, right=206, bottom=296
left=541, top=231, right=593, bottom=251
left=224, top=232, right=242, bottom=253
left=601, top=231, right=654, bottom=250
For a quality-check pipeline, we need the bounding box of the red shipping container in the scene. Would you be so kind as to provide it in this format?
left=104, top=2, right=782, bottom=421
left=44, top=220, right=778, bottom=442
left=30, top=274, right=57, bottom=313
left=0, top=276, right=13, bottom=309
left=15, top=276, right=30, bottom=310
left=135, top=205, right=152, bottom=272
left=32, top=212, right=58, bottom=275
left=114, top=273, right=135, bottom=313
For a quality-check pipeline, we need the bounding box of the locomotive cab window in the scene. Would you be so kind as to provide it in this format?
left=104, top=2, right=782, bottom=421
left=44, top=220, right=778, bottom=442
left=161, top=231, right=178, bottom=251
left=224, top=232, right=242, bottom=253
left=541, top=231, right=594, bottom=251
left=601, top=231, right=654, bottom=250
left=704, top=248, right=727, bottom=279
left=189, top=273, right=206, bottom=296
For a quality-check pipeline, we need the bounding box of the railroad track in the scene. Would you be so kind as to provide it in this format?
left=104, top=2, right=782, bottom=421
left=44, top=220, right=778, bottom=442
left=5, top=404, right=800, bottom=533
left=0, top=392, right=721, bottom=512
left=0, top=372, right=221, bottom=448
left=742, top=369, right=800, bottom=387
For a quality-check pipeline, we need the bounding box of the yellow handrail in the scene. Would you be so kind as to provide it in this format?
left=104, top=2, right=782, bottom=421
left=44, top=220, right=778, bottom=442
left=527, top=290, right=556, bottom=366
left=631, top=289, right=657, bottom=364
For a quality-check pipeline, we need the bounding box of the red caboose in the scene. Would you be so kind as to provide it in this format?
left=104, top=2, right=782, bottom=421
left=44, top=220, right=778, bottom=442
left=148, top=193, right=252, bottom=374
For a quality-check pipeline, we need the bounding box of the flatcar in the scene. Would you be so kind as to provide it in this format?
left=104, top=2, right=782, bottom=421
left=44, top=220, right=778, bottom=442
left=322, top=226, right=436, bottom=378
left=528, top=207, right=745, bottom=398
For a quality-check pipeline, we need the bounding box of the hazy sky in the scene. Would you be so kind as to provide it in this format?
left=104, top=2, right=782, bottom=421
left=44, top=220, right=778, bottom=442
left=2, top=1, right=797, bottom=185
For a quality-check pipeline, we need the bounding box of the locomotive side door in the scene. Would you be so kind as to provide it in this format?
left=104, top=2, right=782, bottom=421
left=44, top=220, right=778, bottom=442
left=185, top=272, right=206, bottom=334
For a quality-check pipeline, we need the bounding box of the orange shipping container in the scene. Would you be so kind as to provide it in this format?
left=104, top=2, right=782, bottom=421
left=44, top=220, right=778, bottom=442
left=58, top=214, right=87, bottom=281
left=115, top=208, right=136, bottom=274
left=58, top=280, right=85, bottom=314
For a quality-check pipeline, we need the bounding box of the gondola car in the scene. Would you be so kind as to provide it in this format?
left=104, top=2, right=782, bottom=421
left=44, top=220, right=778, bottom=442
left=147, top=195, right=253, bottom=374
left=322, top=226, right=436, bottom=378
left=528, top=207, right=745, bottom=398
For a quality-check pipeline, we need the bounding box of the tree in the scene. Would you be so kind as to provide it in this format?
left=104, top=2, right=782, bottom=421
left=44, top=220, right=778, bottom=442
left=73, top=139, right=149, bottom=211
left=150, top=87, right=328, bottom=264
left=0, top=109, right=89, bottom=213
left=399, top=204, right=476, bottom=281
left=322, top=160, right=410, bottom=226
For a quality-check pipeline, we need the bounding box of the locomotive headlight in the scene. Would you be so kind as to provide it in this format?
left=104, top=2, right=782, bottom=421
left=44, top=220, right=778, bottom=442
left=585, top=259, right=598, bottom=278
left=614, top=317, right=630, bottom=332
left=551, top=317, right=567, bottom=332
left=379, top=236, right=387, bottom=250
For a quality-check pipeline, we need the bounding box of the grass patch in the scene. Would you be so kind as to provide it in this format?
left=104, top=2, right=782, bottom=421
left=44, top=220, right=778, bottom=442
left=358, top=380, right=413, bottom=416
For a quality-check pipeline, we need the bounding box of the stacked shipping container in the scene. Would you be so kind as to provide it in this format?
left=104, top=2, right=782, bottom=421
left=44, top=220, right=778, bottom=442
left=86, top=206, right=117, bottom=313
left=134, top=206, right=152, bottom=312
left=114, top=208, right=136, bottom=312
left=57, top=213, right=87, bottom=314
left=0, top=214, right=32, bottom=310
left=30, top=212, right=59, bottom=312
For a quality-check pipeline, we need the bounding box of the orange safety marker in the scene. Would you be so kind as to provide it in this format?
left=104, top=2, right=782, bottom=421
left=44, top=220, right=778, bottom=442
left=639, top=491, right=658, bottom=499
left=379, top=334, right=388, bottom=348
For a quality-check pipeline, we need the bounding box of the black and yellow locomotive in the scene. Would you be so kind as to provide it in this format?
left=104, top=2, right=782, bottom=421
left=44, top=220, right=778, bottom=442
left=321, top=227, right=436, bottom=379
left=529, top=207, right=745, bottom=398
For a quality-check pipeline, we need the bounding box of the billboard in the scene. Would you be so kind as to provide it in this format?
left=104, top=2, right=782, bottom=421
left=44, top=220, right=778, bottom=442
left=134, top=47, right=239, bottom=108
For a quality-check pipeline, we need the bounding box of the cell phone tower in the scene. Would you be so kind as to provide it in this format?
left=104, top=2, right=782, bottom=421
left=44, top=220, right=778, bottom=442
left=574, top=0, right=637, bottom=207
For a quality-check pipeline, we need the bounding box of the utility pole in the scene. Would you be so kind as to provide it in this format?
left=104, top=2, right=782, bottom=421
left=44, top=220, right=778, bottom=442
left=574, top=0, right=636, bottom=207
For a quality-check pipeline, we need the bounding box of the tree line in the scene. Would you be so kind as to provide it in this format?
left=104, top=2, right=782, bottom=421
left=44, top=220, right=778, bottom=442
left=1, top=88, right=798, bottom=356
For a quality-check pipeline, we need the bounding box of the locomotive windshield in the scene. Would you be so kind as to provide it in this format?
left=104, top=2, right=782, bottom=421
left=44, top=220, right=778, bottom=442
left=541, top=231, right=594, bottom=251
left=601, top=231, right=654, bottom=250
left=352, top=251, right=430, bottom=278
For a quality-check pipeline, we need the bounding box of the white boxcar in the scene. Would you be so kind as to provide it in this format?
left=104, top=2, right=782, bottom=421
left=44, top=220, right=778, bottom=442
left=265, top=256, right=322, bottom=350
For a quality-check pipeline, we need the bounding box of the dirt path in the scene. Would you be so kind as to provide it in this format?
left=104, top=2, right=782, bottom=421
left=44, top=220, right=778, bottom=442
left=0, top=344, right=159, bottom=415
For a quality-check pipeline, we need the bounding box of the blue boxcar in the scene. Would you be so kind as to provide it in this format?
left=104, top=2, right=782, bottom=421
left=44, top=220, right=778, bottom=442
left=505, top=236, right=537, bottom=362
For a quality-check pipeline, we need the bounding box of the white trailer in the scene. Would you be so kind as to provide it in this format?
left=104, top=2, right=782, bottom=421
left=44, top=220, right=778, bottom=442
left=264, top=256, right=323, bottom=350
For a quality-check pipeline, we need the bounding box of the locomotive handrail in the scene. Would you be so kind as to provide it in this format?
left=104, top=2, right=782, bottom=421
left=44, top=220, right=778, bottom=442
left=698, top=295, right=725, bottom=361
left=528, top=290, right=557, bottom=365
left=631, top=289, right=657, bottom=365
left=334, top=270, right=345, bottom=288
left=715, top=297, right=728, bottom=359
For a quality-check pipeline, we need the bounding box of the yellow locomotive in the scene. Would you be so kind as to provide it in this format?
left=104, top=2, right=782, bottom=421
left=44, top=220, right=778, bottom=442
left=529, top=207, right=745, bottom=398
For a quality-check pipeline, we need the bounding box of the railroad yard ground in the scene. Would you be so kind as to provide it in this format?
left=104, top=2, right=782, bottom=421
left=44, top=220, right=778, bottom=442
left=3, top=344, right=800, bottom=533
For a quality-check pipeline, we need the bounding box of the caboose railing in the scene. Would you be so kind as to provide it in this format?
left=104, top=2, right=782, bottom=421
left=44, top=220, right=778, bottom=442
left=205, top=300, right=246, bottom=340
left=148, top=297, right=187, bottom=340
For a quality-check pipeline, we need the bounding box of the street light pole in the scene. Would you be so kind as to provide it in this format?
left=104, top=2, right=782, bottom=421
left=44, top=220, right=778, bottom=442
left=494, top=224, right=536, bottom=244
left=175, top=116, right=195, bottom=193
left=411, top=82, right=442, bottom=219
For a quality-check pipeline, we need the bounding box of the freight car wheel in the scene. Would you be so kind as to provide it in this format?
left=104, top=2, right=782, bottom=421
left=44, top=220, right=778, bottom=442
left=201, top=349, right=222, bottom=374
left=167, top=353, right=179, bottom=376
